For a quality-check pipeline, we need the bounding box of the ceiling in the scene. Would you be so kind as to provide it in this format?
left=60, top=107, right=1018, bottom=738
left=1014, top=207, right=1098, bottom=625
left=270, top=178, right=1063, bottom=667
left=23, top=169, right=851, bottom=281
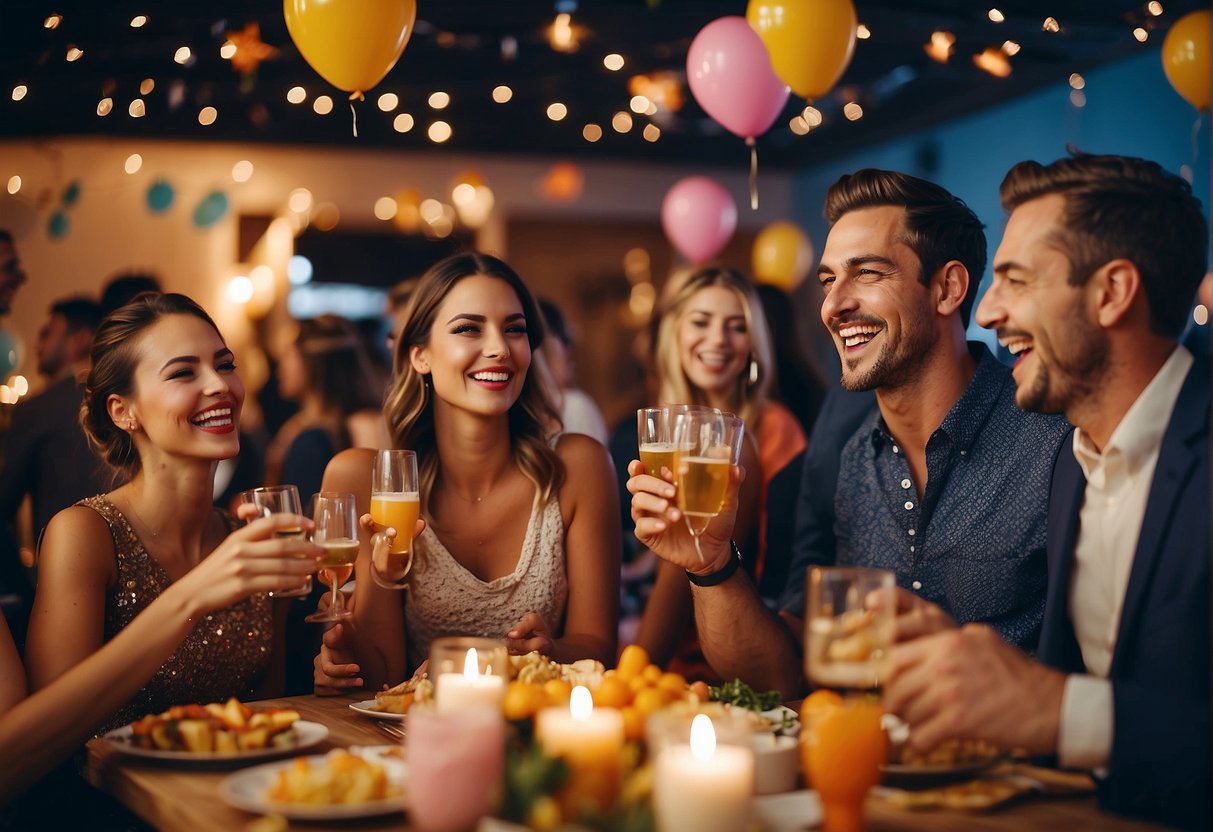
left=0, top=1, right=1204, bottom=169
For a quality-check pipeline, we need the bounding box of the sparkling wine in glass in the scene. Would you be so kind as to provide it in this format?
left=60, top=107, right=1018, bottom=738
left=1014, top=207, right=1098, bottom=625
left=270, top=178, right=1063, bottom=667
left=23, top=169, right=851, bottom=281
left=804, top=566, right=895, bottom=693
left=370, top=449, right=420, bottom=587
left=305, top=492, right=357, bottom=624
left=237, top=484, right=311, bottom=598
left=672, top=409, right=743, bottom=563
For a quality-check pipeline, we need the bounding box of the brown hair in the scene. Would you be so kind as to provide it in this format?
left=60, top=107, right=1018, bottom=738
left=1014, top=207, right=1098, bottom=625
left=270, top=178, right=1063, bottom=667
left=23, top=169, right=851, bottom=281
left=1000, top=153, right=1207, bottom=338
left=825, top=169, right=988, bottom=326
left=654, top=267, right=773, bottom=429
left=294, top=314, right=384, bottom=417
left=80, top=292, right=222, bottom=478
left=382, top=252, right=563, bottom=510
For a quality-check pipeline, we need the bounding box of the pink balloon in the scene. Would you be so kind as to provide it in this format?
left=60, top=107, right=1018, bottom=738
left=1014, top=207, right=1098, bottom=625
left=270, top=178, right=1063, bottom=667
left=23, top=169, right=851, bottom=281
left=662, top=176, right=738, bottom=264
left=687, top=16, right=790, bottom=140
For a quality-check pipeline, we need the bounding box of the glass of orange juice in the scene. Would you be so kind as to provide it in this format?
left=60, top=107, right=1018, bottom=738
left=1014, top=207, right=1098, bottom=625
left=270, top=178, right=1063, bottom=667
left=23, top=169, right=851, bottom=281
left=370, top=449, right=420, bottom=589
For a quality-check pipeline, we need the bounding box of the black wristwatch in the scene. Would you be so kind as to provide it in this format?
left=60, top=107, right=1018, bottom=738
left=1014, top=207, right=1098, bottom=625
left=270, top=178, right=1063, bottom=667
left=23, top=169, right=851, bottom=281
left=686, top=540, right=743, bottom=587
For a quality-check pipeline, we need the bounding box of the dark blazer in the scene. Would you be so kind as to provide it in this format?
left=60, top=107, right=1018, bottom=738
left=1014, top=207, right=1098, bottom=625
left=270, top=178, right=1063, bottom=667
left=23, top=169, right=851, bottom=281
left=1039, top=359, right=1210, bottom=830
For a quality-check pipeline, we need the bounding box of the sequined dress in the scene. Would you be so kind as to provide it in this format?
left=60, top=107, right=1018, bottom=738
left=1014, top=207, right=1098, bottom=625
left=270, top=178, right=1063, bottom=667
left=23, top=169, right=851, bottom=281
left=80, top=495, right=274, bottom=732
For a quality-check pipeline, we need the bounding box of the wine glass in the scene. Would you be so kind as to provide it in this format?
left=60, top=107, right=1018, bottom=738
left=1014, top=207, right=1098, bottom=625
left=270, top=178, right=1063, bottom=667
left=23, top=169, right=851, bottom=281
left=804, top=566, right=895, bottom=692
left=637, top=404, right=709, bottom=478
left=304, top=492, right=358, bottom=624
left=671, top=408, right=744, bottom=563
left=369, top=449, right=420, bottom=589
left=237, top=485, right=311, bottom=598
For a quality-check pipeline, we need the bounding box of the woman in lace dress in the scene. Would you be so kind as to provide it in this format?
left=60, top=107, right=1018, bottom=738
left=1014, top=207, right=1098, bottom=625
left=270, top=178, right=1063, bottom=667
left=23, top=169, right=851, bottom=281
left=24, top=293, right=321, bottom=732
left=314, top=253, right=620, bottom=693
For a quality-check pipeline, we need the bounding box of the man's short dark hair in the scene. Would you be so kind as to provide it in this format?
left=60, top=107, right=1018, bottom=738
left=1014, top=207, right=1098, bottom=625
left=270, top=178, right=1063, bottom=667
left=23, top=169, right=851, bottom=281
left=825, top=169, right=988, bottom=326
left=50, top=296, right=102, bottom=334
left=0, top=229, right=12, bottom=245
left=100, top=273, right=162, bottom=317
left=1000, top=153, right=1207, bottom=339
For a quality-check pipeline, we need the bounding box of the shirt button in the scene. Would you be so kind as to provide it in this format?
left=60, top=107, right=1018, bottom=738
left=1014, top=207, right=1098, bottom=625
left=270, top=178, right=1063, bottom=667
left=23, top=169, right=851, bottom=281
left=892, top=445, right=901, bottom=454
left=904, top=501, right=914, bottom=510
left=909, top=546, right=915, bottom=553
left=901, top=478, right=911, bottom=489
left=911, top=580, right=922, bottom=590
left=908, top=529, right=916, bottom=536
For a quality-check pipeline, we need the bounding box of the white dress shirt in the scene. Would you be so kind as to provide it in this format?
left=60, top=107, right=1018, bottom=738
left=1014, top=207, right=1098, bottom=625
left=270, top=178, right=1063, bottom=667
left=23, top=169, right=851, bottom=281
left=1058, top=345, right=1193, bottom=769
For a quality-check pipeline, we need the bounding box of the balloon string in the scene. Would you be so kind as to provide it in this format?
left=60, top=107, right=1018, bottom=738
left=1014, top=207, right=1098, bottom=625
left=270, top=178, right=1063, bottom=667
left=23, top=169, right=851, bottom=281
left=1190, top=112, right=1202, bottom=166
left=349, top=91, right=365, bottom=139
left=747, top=137, right=758, bottom=211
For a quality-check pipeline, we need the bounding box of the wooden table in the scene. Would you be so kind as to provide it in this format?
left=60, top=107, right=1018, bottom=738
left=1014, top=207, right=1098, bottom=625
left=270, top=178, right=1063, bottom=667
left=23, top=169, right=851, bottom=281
left=86, top=694, right=1167, bottom=832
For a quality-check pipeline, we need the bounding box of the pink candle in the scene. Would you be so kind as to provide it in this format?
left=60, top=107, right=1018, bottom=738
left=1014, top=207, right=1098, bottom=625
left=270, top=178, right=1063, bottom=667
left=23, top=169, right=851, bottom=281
left=406, top=705, right=505, bottom=832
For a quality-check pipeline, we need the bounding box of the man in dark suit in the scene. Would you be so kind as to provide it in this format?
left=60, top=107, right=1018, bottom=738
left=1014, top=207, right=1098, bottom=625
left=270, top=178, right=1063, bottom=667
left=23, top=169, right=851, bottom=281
left=885, top=154, right=1209, bottom=829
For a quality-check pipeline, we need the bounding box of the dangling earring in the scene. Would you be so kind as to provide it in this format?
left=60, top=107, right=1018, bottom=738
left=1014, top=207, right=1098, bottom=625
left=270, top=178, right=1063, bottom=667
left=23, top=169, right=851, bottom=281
left=748, top=357, right=760, bottom=386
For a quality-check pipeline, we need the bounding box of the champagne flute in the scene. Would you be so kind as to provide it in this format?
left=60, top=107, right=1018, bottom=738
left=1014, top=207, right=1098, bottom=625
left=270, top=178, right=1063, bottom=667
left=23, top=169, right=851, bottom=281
left=804, top=566, right=895, bottom=692
left=237, top=485, right=312, bottom=598
left=305, top=492, right=358, bottom=624
left=637, top=407, right=678, bottom=478
left=672, top=409, right=744, bottom=563
left=370, top=449, right=420, bottom=589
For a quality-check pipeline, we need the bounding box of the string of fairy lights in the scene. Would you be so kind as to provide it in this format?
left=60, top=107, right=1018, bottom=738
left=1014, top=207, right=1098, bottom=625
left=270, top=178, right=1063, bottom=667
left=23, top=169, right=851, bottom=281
left=4, top=3, right=1178, bottom=151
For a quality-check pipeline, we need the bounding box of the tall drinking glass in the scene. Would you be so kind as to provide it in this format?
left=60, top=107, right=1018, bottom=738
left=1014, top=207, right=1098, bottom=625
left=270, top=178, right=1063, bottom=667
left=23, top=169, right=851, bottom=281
left=237, top=485, right=311, bottom=598
left=304, top=492, right=357, bottom=624
left=672, top=409, right=744, bottom=563
left=370, top=450, right=420, bottom=588
left=804, top=566, right=895, bottom=692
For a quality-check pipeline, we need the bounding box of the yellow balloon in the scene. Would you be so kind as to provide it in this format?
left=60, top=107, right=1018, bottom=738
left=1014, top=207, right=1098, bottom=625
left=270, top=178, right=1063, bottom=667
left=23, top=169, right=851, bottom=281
left=746, top=0, right=857, bottom=100
left=1162, top=10, right=1210, bottom=111
left=752, top=221, right=815, bottom=291
left=284, top=0, right=416, bottom=95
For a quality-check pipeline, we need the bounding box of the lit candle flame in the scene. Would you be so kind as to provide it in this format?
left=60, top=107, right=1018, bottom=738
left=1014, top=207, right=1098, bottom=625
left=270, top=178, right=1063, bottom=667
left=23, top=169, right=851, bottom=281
left=570, top=685, right=593, bottom=720
left=690, top=713, right=716, bottom=761
left=463, top=647, right=479, bottom=678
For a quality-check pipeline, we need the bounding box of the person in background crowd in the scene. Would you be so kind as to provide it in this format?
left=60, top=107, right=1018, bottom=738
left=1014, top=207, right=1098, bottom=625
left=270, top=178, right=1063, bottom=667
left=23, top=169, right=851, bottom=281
left=0, top=229, right=26, bottom=317
left=0, top=297, right=105, bottom=635
left=25, top=293, right=321, bottom=732
left=537, top=297, right=609, bottom=444
left=754, top=283, right=828, bottom=438
left=269, top=313, right=390, bottom=694
left=629, top=170, right=1068, bottom=695
left=633, top=267, right=804, bottom=678
left=888, top=153, right=1210, bottom=830
left=313, top=252, right=619, bottom=694
left=99, top=272, right=161, bottom=317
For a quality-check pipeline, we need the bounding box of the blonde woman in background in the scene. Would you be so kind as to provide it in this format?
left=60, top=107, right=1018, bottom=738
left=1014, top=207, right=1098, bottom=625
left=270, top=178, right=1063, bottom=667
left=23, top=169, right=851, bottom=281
left=314, top=253, right=619, bottom=694
left=635, top=267, right=807, bottom=676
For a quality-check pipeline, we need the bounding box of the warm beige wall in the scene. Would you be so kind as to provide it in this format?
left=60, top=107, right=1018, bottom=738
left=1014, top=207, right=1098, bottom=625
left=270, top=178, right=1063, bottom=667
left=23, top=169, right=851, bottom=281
left=0, top=136, right=798, bottom=394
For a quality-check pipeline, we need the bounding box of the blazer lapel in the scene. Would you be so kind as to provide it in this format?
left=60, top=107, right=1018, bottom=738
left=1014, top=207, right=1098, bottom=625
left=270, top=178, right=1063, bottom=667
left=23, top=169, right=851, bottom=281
left=1112, top=364, right=1210, bottom=671
left=1040, top=444, right=1085, bottom=671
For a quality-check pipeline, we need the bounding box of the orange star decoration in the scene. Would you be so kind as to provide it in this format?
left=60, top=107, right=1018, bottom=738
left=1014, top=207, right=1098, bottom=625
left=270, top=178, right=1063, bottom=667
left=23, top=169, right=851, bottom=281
left=226, top=23, right=278, bottom=76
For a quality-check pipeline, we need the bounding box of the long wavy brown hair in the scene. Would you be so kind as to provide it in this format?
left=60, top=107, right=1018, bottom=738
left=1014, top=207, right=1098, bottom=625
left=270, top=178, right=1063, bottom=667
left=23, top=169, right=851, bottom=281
left=383, top=252, right=563, bottom=511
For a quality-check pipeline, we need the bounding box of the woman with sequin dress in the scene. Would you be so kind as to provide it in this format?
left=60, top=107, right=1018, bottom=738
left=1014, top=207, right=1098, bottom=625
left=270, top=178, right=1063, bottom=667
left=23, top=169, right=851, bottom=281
left=312, top=253, right=620, bottom=694
left=23, top=293, right=322, bottom=733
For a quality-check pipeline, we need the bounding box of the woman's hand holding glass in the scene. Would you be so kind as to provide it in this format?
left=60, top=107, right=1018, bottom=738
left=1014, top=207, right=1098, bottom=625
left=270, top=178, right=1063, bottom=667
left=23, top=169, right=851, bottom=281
left=367, top=450, right=422, bottom=590
left=175, top=511, right=323, bottom=614
left=236, top=485, right=313, bottom=598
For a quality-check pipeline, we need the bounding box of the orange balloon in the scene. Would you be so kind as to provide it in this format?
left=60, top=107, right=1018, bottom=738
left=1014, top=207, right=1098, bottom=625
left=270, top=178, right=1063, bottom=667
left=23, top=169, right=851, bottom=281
left=284, top=0, right=416, bottom=95
left=747, top=0, right=857, bottom=100
left=1162, top=10, right=1210, bottom=110
left=752, top=221, right=815, bottom=291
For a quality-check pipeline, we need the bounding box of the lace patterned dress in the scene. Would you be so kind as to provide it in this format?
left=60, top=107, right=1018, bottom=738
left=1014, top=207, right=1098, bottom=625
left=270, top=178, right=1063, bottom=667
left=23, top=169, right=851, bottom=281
left=79, top=495, right=274, bottom=732
left=404, top=494, right=568, bottom=670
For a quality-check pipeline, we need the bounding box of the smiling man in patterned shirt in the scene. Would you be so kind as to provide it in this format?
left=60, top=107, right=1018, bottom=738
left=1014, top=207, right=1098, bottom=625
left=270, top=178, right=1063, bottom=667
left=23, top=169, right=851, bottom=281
left=629, top=170, right=1069, bottom=697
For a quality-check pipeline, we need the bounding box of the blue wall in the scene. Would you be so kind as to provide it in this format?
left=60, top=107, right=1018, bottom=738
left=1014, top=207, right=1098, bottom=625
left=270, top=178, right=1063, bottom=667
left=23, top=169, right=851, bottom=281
left=792, top=47, right=1211, bottom=346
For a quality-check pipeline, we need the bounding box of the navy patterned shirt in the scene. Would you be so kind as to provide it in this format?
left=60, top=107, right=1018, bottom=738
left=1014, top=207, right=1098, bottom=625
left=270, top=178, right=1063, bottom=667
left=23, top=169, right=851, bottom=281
left=832, top=344, right=1069, bottom=649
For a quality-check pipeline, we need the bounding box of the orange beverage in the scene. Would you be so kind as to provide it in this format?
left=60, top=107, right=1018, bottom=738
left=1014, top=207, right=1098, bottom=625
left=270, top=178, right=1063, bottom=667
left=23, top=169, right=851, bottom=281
left=800, top=698, right=888, bottom=832
left=318, top=564, right=354, bottom=588
left=370, top=492, right=420, bottom=555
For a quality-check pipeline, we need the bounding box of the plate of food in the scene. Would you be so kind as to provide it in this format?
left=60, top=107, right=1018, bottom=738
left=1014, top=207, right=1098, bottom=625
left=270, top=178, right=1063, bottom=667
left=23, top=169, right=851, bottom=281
left=349, top=700, right=407, bottom=722
left=351, top=674, right=434, bottom=721
left=880, top=738, right=1007, bottom=789
left=220, top=747, right=407, bottom=820
left=102, top=698, right=327, bottom=765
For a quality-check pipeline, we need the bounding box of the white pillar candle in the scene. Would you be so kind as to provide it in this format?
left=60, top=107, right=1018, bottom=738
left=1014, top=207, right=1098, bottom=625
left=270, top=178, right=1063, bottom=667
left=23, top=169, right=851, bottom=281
left=435, top=647, right=505, bottom=714
left=654, top=714, right=754, bottom=832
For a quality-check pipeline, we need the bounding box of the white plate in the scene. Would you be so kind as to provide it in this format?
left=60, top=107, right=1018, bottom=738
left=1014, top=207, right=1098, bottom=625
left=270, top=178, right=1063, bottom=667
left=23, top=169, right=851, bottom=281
left=349, top=699, right=408, bottom=722
left=102, top=720, right=328, bottom=765
left=751, top=789, right=822, bottom=832
left=219, top=747, right=408, bottom=820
